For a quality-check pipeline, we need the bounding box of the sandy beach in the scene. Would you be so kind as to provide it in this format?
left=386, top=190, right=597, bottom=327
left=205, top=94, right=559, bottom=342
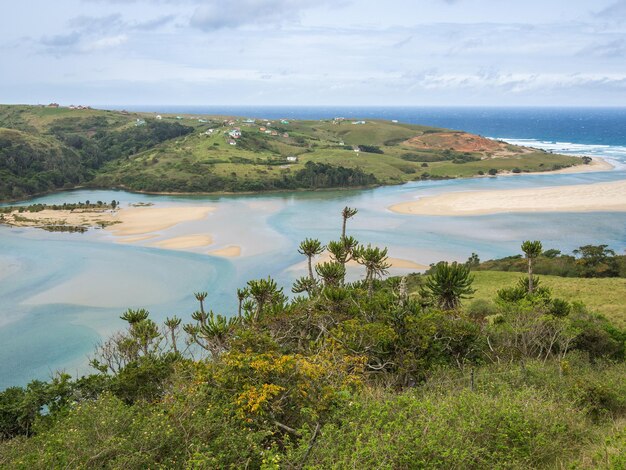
left=389, top=179, right=626, bottom=216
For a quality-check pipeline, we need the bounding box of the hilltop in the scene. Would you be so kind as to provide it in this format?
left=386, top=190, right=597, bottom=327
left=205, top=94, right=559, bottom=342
left=0, top=105, right=582, bottom=201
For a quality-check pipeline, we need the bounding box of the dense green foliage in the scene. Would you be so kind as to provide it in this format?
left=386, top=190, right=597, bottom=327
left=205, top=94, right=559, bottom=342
left=1, top=211, right=625, bottom=468
left=0, top=129, right=84, bottom=199
left=477, top=244, right=626, bottom=278
left=0, top=111, right=193, bottom=200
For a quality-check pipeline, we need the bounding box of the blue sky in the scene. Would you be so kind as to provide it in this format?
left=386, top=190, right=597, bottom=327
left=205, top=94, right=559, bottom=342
left=2, top=0, right=626, bottom=106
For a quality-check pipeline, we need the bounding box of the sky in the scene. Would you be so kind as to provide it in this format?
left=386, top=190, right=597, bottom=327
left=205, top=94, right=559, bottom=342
left=1, top=0, right=626, bottom=106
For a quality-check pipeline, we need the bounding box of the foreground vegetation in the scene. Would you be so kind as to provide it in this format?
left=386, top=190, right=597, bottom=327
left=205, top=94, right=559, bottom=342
left=1, top=209, right=624, bottom=468
left=0, top=105, right=581, bottom=201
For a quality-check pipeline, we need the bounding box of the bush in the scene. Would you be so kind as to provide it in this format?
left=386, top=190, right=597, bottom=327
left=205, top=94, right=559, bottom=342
left=288, top=387, right=588, bottom=469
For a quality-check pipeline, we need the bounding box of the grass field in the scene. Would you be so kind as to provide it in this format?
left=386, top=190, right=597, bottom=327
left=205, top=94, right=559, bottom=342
left=469, top=271, right=626, bottom=327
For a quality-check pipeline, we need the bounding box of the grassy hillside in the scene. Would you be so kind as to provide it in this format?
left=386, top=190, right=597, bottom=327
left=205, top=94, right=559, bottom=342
left=469, top=270, right=626, bottom=327
left=0, top=105, right=582, bottom=200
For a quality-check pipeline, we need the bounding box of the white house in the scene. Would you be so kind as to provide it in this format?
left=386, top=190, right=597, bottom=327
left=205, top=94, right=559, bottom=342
left=286, top=156, right=298, bottom=163
left=156, top=115, right=163, bottom=120
left=228, top=129, right=242, bottom=139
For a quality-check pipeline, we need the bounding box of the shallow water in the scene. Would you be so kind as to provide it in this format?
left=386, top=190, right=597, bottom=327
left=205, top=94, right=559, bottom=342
left=1, top=131, right=625, bottom=389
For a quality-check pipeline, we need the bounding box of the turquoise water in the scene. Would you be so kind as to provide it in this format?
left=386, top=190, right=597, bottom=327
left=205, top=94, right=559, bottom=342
left=1, top=136, right=625, bottom=389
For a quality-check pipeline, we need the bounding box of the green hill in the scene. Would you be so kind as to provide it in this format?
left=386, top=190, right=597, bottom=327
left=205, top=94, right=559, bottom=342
left=0, top=105, right=582, bottom=201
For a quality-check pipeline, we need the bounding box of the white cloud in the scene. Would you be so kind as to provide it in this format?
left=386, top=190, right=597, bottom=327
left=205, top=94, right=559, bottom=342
left=189, top=0, right=332, bottom=30
left=83, top=34, right=128, bottom=51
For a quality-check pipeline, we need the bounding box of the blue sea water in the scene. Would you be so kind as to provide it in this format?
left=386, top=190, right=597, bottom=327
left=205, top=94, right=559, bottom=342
left=1, top=107, right=625, bottom=389
left=112, top=106, right=626, bottom=146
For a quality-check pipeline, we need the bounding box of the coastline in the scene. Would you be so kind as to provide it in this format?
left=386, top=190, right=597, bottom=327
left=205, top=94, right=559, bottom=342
left=0, top=156, right=611, bottom=206
left=389, top=179, right=626, bottom=217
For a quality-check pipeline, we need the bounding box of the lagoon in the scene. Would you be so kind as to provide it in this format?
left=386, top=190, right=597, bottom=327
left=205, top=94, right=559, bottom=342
left=1, top=134, right=625, bottom=389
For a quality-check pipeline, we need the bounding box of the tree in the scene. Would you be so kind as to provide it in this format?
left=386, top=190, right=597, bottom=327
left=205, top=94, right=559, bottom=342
left=315, top=262, right=346, bottom=288
left=573, top=244, right=619, bottom=277
left=164, top=316, right=181, bottom=354
left=328, top=236, right=359, bottom=269
left=521, top=240, right=542, bottom=293
left=236, top=288, right=248, bottom=319
left=466, top=252, right=480, bottom=268
left=423, top=262, right=475, bottom=310
left=298, top=238, right=325, bottom=281
left=341, top=206, right=358, bottom=238
left=292, top=276, right=318, bottom=297
left=246, top=277, right=285, bottom=320
left=354, top=244, right=390, bottom=297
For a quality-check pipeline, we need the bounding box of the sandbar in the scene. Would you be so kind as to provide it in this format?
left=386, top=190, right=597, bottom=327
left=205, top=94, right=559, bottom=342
left=115, top=234, right=158, bottom=244
left=107, top=206, right=214, bottom=236
left=151, top=234, right=213, bottom=250
left=389, top=179, right=626, bottom=216
left=208, top=245, right=242, bottom=258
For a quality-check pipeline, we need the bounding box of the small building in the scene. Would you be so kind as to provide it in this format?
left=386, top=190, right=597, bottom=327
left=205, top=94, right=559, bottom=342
left=204, top=129, right=214, bottom=135
left=392, top=119, right=399, bottom=123
left=352, top=120, right=366, bottom=125
left=48, top=103, right=60, bottom=108
left=280, top=119, right=290, bottom=125
left=259, top=127, right=267, bottom=132
left=282, top=133, right=289, bottom=138
left=271, top=131, right=278, bottom=136
left=136, top=119, right=146, bottom=126
left=228, top=140, right=237, bottom=146
left=286, top=156, right=298, bottom=163
left=198, top=118, right=208, bottom=123
left=228, top=129, right=242, bottom=139
left=156, top=115, right=163, bottom=120
left=353, top=145, right=361, bottom=152
left=69, top=105, right=76, bottom=110
left=176, top=116, right=183, bottom=120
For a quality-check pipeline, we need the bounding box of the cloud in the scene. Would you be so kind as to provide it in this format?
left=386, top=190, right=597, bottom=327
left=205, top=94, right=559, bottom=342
left=579, top=38, right=626, bottom=58
left=595, top=0, right=626, bottom=18
left=85, top=34, right=128, bottom=51
left=400, top=70, right=626, bottom=94
left=37, top=13, right=174, bottom=54
left=40, top=32, right=82, bottom=48
left=189, top=0, right=328, bottom=31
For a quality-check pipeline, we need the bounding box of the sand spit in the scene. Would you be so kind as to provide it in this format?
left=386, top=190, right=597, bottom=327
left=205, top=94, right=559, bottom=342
left=389, top=179, right=626, bottom=217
